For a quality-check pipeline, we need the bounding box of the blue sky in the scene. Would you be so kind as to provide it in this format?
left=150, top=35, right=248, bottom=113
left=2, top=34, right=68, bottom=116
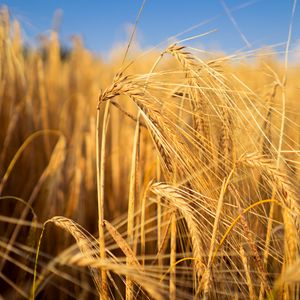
left=2, top=0, right=300, bottom=57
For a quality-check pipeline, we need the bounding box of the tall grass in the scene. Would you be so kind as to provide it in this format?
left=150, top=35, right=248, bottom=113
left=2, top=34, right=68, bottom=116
left=0, top=7, right=300, bottom=299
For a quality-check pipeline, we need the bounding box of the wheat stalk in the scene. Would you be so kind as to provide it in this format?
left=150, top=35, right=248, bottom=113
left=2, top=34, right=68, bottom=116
left=151, top=183, right=205, bottom=279
left=96, top=101, right=110, bottom=299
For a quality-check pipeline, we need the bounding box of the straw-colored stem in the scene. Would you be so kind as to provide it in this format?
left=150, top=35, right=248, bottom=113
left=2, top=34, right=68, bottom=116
left=202, top=172, right=233, bottom=298
left=170, top=212, right=177, bottom=300
left=126, top=113, right=140, bottom=300
left=96, top=101, right=110, bottom=300
left=240, top=245, right=256, bottom=300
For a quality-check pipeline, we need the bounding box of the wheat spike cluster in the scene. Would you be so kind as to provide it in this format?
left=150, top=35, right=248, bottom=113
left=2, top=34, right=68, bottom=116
left=0, top=6, right=300, bottom=300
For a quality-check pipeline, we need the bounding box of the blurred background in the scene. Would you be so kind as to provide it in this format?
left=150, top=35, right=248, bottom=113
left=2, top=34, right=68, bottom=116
left=2, top=0, right=300, bottom=60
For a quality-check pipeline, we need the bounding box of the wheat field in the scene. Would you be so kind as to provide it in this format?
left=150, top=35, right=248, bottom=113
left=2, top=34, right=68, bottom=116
left=0, top=6, right=300, bottom=300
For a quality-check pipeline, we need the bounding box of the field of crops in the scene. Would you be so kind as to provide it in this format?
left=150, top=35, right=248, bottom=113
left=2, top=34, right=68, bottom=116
left=0, top=6, right=300, bottom=300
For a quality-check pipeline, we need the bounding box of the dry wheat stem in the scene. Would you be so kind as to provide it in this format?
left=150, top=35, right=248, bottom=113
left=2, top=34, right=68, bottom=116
left=96, top=101, right=110, bottom=299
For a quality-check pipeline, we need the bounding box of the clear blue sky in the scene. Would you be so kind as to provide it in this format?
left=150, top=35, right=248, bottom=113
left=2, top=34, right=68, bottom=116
left=2, top=0, right=300, bottom=57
